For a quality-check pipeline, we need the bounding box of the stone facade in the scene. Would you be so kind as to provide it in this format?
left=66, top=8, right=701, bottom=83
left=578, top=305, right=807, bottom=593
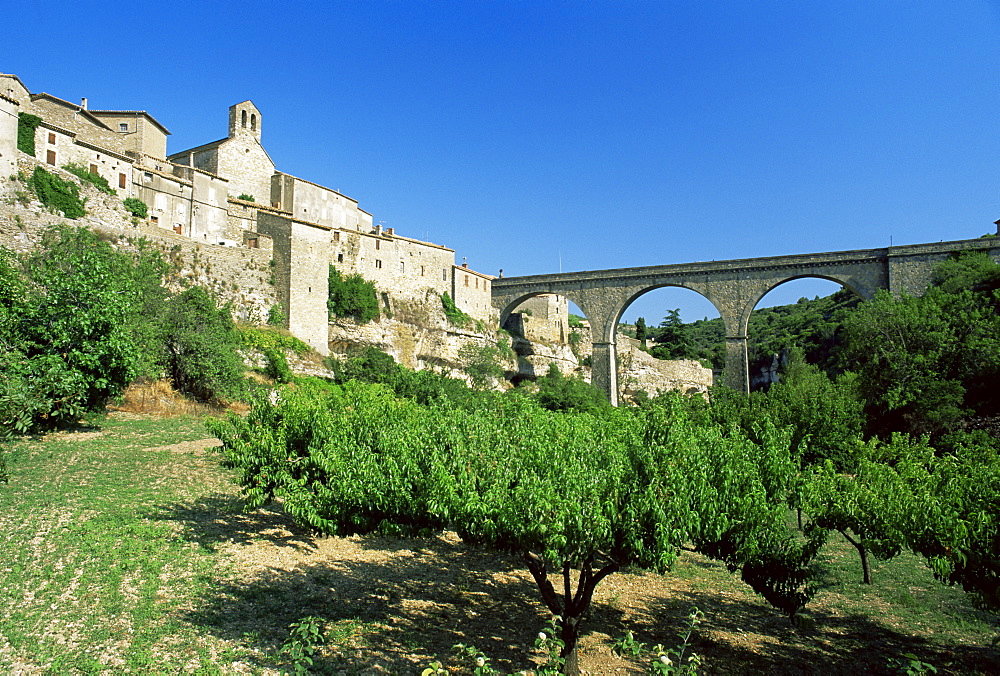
left=88, top=110, right=169, bottom=160
left=0, top=93, right=18, bottom=195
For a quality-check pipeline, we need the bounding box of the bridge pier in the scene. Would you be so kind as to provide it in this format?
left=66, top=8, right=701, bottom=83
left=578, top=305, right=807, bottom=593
left=590, top=341, right=619, bottom=406
left=724, top=335, right=750, bottom=394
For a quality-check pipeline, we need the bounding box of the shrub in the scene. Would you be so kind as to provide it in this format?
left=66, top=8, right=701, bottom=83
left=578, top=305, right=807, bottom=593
left=17, top=112, right=41, bottom=155
left=27, top=166, right=86, bottom=218
left=266, top=303, right=286, bottom=327
left=237, top=193, right=255, bottom=202
left=63, top=163, right=116, bottom=195
left=441, top=292, right=472, bottom=328
left=122, top=197, right=148, bottom=218
left=327, top=266, right=379, bottom=323
left=534, top=363, right=609, bottom=413
left=160, top=287, right=246, bottom=402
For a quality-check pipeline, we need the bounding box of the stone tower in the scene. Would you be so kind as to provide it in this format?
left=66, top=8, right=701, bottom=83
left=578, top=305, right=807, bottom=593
left=228, top=100, right=262, bottom=141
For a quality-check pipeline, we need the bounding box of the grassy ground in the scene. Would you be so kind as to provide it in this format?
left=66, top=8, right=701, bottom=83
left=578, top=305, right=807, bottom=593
left=0, top=413, right=997, bottom=674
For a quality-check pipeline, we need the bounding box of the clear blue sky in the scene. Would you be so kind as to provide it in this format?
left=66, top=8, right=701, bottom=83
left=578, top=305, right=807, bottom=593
left=7, top=1, right=1000, bottom=323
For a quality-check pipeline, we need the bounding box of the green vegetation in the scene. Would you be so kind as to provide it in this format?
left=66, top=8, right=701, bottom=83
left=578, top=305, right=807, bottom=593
left=441, top=291, right=472, bottom=328
left=16, top=112, right=41, bottom=155
left=328, top=265, right=379, bottom=323
left=236, top=193, right=255, bottom=202
left=123, top=196, right=148, bottom=218
left=457, top=341, right=506, bottom=390
left=27, top=166, right=86, bottom=218
left=567, top=312, right=585, bottom=328
left=63, top=162, right=116, bottom=195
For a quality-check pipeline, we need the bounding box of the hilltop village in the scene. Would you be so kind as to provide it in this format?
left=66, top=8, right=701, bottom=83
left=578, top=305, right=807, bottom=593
left=0, top=73, right=713, bottom=396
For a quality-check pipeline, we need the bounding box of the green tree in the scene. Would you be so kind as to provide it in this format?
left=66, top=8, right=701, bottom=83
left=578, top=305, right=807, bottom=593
left=650, top=309, right=694, bottom=360
left=534, top=363, right=608, bottom=413
left=634, top=316, right=647, bottom=344
left=159, top=287, right=245, bottom=402
left=212, top=386, right=813, bottom=673
left=327, top=266, right=379, bottom=323
left=458, top=341, right=505, bottom=390
left=841, top=252, right=1000, bottom=439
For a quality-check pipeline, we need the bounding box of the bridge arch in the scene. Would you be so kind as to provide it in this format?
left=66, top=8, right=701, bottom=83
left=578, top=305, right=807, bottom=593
left=613, top=283, right=723, bottom=342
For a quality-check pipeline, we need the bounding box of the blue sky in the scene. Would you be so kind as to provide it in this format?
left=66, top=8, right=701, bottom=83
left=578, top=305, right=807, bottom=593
left=7, top=1, right=1000, bottom=323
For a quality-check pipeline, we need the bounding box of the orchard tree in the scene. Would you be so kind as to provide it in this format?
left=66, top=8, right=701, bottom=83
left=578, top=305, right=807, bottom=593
left=211, top=383, right=815, bottom=673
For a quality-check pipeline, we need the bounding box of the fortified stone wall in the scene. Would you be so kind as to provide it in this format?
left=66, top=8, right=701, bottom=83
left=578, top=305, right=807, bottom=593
left=2, top=155, right=278, bottom=323
left=0, top=94, right=17, bottom=195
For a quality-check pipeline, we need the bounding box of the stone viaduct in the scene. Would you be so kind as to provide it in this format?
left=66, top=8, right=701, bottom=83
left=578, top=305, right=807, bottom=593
left=493, top=237, right=1000, bottom=404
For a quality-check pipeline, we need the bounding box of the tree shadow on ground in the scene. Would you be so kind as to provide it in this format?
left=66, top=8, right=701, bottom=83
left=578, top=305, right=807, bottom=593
left=640, top=590, right=1000, bottom=675
left=143, top=495, right=320, bottom=553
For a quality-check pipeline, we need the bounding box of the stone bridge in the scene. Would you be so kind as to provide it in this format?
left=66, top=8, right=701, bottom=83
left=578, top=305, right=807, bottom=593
left=493, top=237, right=1000, bottom=404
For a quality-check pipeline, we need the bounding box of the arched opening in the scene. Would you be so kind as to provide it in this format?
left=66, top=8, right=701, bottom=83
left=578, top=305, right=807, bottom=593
left=250, top=114, right=257, bottom=131
left=502, top=294, right=583, bottom=385
left=616, top=286, right=723, bottom=399
left=241, top=110, right=247, bottom=128
left=747, top=276, right=862, bottom=390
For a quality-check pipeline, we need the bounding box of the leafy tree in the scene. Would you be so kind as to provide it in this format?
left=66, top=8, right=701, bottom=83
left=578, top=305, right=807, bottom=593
left=841, top=252, right=1000, bottom=439
left=327, top=266, right=379, bottom=323
left=649, top=309, right=694, bottom=360
left=211, top=385, right=812, bottom=673
left=159, top=286, right=245, bottom=402
left=1, top=226, right=149, bottom=431
left=634, top=316, right=647, bottom=344
left=534, top=363, right=608, bottom=413
left=458, top=341, right=505, bottom=390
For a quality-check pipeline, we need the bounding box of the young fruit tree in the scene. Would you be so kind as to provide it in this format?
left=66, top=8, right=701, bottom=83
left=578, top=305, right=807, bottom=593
left=211, top=383, right=812, bottom=674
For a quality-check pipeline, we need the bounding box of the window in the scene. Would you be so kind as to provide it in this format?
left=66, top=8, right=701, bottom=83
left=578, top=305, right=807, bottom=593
left=333, top=231, right=340, bottom=242
left=89, top=163, right=98, bottom=174
left=119, top=123, right=128, bottom=132
left=241, top=110, right=247, bottom=128
left=173, top=224, right=183, bottom=234
left=247, top=238, right=258, bottom=248
left=443, top=268, right=448, bottom=281
left=119, top=173, right=127, bottom=189
left=251, top=114, right=257, bottom=131
left=47, top=132, right=55, bottom=144
left=420, top=266, right=425, bottom=276
left=337, top=253, right=344, bottom=263
left=399, top=261, right=405, bottom=273
left=375, top=239, right=380, bottom=250
left=464, top=276, right=469, bottom=287
left=151, top=215, right=158, bottom=224
left=475, top=278, right=479, bottom=289
left=375, top=260, right=382, bottom=269
left=46, top=150, right=56, bottom=165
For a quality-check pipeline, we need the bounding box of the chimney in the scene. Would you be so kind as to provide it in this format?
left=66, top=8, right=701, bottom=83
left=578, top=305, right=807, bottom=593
left=374, top=224, right=382, bottom=235
left=385, top=227, right=394, bottom=236
left=80, top=97, right=88, bottom=110
left=462, top=262, right=468, bottom=268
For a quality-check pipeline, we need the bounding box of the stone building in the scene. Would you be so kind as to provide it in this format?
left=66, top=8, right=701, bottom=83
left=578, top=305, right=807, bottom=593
left=0, top=73, right=497, bottom=355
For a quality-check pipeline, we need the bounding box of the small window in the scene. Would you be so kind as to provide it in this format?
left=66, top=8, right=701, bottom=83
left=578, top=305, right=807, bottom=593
left=333, top=231, right=340, bottom=242
left=46, top=149, right=56, bottom=165
left=375, top=260, right=382, bottom=269
left=337, top=253, right=344, bottom=263
left=47, top=132, right=55, bottom=144
left=89, top=163, right=98, bottom=174
left=119, top=173, right=127, bottom=188
left=173, top=224, right=183, bottom=234
left=247, top=238, right=258, bottom=248
left=151, top=215, right=159, bottom=224
left=399, top=261, right=405, bottom=273
left=241, top=110, right=247, bottom=128
left=119, top=123, right=128, bottom=132
left=375, top=239, right=380, bottom=250
left=464, top=276, right=469, bottom=287
left=475, top=278, right=479, bottom=289
left=251, top=114, right=257, bottom=131
left=443, top=268, right=447, bottom=281
left=420, top=266, right=425, bottom=276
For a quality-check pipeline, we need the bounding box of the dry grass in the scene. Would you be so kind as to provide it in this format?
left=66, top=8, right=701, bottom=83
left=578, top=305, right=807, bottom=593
left=111, top=380, right=241, bottom=416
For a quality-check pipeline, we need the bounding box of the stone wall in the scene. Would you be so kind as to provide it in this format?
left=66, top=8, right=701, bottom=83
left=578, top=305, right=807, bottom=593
left=0, top=94, right=17, bottom=195
left=2, top=154, right=278, bottom=324
left=451, top=263, right=495, bottom=322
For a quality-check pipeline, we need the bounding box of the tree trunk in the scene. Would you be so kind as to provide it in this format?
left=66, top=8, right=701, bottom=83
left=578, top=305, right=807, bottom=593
left=521, top=551, right=620, bottom=676
left=839, top=529, right=872, bottom=584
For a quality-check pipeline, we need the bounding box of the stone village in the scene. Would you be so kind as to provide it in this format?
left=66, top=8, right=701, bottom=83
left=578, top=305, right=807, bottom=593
left=0, top=73, right=714, bottom=398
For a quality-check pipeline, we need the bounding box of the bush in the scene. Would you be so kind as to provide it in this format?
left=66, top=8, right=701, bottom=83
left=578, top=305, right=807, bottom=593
left=63, top=163, right=115, bottom=195
left=237, top=193, right=255, bottom=202
left=534, top=363, right=609, bottom=413
left=441, top=292, right=472, bottom=328
left=17, top=112, right=41, bottom=155
left=327, top=266, right=379, bottom=323
left=27, top=166, right=86, bottom=218
left=123, top=197, right=148, bottom=218
left=160, top=287, right=246, bottom=402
